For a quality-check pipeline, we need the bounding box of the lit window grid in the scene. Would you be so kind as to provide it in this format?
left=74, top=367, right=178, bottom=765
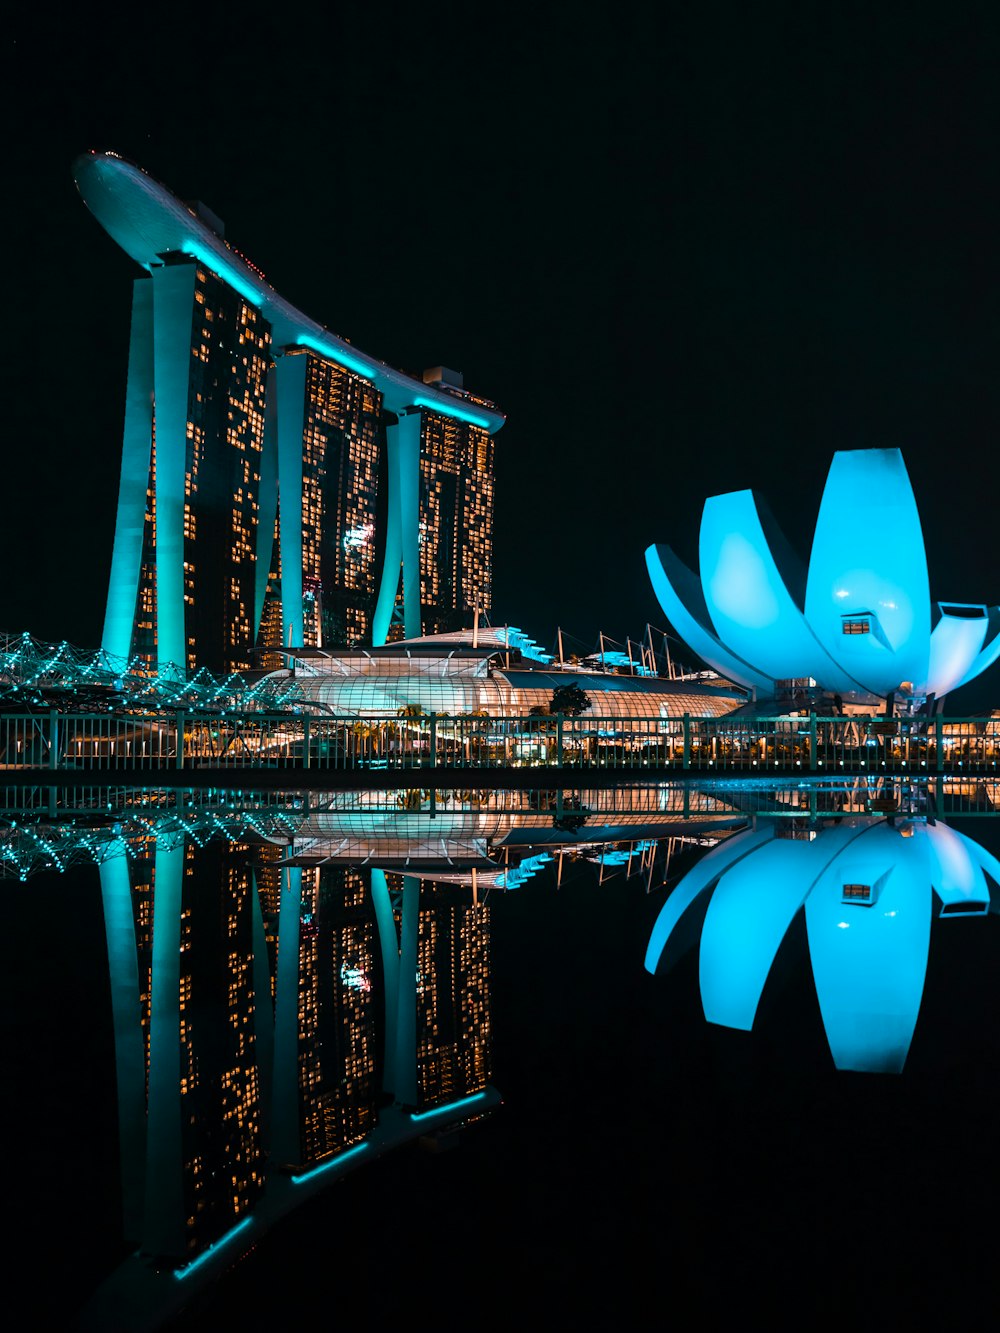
left=418, top=415, right=493, bottom=634
left=183, top=272, right=270, bottom=673
left=296, top=866, right=377, bottom=1165
left=415, top=897, right=492, bottom=1111
left=299, top=355, right=382, bottom=647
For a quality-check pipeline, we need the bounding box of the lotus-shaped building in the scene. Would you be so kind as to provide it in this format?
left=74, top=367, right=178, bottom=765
left=646, top=448, right=1000, bottom=706
left=645, top=817, right=1000, bottom=1072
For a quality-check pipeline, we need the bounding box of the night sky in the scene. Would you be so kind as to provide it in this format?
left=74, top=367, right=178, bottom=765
left=5, top=6, right=1000, bottom=705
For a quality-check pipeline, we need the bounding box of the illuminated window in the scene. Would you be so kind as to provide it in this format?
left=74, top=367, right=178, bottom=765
left=841, top=617, right=871, bottom=635
left=842, top=882, right=873, bottom=902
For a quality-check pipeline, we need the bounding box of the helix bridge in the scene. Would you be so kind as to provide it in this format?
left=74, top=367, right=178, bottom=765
left=0, top=630, right=304, bottom=715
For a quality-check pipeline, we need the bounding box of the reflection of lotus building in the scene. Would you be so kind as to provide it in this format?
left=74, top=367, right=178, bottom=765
left=645, top=818, right=1000, bottom=1072
left=646, top=448, right=1000, bottom=707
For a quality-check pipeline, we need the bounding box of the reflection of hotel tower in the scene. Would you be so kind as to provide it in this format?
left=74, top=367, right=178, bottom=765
left=102, top=837, right=264, bottom=1260
left=414, top=886, right=493, bottom=1111
left=74, top=152, right=505, bottom=675
left=99, top=838, right=496, bottom=1267
left=290, top=867, right=379, bottom=1168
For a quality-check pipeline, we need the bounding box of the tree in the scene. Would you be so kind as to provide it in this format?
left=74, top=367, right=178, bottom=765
left=396, top=703, right=425, bottom=720
left=549, top=682, right=592, bottom=716
left=351, top=717, right=379, bottom=758
left=394, top=703, right=426, bottom=757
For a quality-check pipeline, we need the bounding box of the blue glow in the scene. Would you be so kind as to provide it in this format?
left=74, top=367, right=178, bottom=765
left=290, top=1141, right=370, bottom=1184
left=647, top=818, right=999, bottom=1072
left=340, top=963, right=372, bottom=991
left=104, top=279, right=154, bottom=662
left=295, top=333, right=376, bottom=381
left=498, top=847, right=557, bottom=890
left=275, top=353, right=307, bottom=649
left=647, top=449, right=996, bottom=703
left=644, top=545, right=771, bottom=694
left=498, top=852, right=553, bottom=890
left=343, top=523, right=374, bottom=550
left=179, top=240, right=267, bottom=309
left=957, top=617, right=1000, bottom=691
left=699, top=830, right=861, bottom=1030
left=412, top=396, right=492, bottom=429
left=151, top=264, right=200, bottom=676
left=705, top=522, right=781, bottom=629
left=927, top=609, right=989, bottom=698
left=373, top=413, right=422, bottom=643
left=409, top=1091, right=488, bottom=1122
left=644, top=827, right=774, bottom=974
left=501, top=626, right=554, bottom=664
left=805, top=449, right=930, bottom=697
left=806, top=824, right=930, bottom=1072
left=699, top=491, right=862, bottom=693
left=926, top=823, right=991, bottom=914
left=173, top=1216, right=254, bottom=1280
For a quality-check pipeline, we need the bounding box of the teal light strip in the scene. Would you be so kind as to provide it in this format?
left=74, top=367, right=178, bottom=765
left=179, top=241, right=266, bottom=308
left=295, top=334, right=376, bottom=381
left=412, top=396, right=491, bottom=428
left=173, top=1216, right=254, bottom=1280
left=290, top=1141, right=370, bottom=1184
left=409, top=1091, right=488, bottom=1123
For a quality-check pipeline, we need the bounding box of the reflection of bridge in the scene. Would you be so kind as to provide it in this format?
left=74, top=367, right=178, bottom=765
left=4, top=778, right=999, bottom=885
left=3, top=710, right=1000, bottom=778
left=0, top=785, right=746, bottom=883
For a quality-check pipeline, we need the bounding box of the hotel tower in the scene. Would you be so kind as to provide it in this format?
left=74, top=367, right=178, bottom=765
left=74, top=152, right=505, bottom=676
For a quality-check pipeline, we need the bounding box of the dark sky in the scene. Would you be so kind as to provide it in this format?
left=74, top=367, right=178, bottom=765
left=5, top=5, right=1000, bottom=705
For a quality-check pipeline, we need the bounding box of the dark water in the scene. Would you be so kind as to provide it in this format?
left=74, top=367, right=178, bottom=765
left=7, top=785, right=1000, bottom=1329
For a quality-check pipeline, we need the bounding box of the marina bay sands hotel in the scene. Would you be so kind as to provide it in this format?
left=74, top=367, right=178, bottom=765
left=74, top=151, right=505, bottom=676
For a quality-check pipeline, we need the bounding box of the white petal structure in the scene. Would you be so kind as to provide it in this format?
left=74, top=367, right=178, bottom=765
left=646, top=448, right=999, bottom=703
left=645, top=818, right=997, bottom=1072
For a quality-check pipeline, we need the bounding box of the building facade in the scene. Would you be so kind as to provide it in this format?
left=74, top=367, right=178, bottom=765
left=415, top=390, right=495, bottom=638
left=75, top=152, right=505, bottom=676
left=122, top=258, right=273, bottom=675
left=646, top=448, right=1000, bottom=711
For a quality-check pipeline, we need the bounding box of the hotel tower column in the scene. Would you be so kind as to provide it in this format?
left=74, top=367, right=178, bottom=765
left=142, top=838, right=185, bottom=1257
left=254, top=364, right=280, bottom=654
left=273, top=354, right=307, bottom=649
left=102, top=279, right=154, bottom=664
left=372, top=410, right=422, bottom=644
left=371, top=869, right=400, bottom=1094
left=150, top=264, right=199, bottom=678
left=99, top=846, right=147, bottom=1243
left=270, top=867, right=303, bottom=1167
left=393, top=875, right=421, bottom=1107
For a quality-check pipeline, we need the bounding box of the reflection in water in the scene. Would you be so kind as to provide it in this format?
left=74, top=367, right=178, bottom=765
left=81, top=827, right=501, bottom=1328
left=6, top=778, right=1000, bottom=1326
left=1, top=782, right=746, bottom=1327
left=646, top=815, right=1000, bottom=1073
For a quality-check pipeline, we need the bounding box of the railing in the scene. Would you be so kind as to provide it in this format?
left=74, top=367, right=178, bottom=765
left=0, top=710, right=997, bottom=774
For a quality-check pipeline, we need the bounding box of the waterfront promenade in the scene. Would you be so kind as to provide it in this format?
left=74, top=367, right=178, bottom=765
left=1, top=709, right=998, bottom=782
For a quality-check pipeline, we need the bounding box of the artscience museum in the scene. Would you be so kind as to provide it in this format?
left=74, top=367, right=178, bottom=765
left=646, top=448, right=1000, bottom=711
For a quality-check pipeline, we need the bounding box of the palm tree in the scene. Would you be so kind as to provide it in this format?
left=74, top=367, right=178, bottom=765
left=395, top=703, right=426, bottom=759
left=351, top=717, right=378, bottom=761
